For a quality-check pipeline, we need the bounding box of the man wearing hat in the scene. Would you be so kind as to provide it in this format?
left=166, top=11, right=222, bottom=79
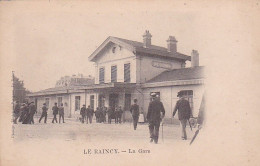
left=172, top=91, right=192, bottom=140
left=52, top=103, right=59, bottom=123
left=28, top=101, right=37, bottom=124
left=39, top=103, right=48, bottom=123
left=80, top=104, right=87, bottom=123
left=147, top=93, right=165, bottom=144
left=130, top=99, right=140, bottom=130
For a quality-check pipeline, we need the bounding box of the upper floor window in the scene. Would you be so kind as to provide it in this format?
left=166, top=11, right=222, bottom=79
left=112, top=47, right=116, bottom=53
left=111, top=65, right=117, bottom=83
left=99, top=67, right=105, bottom=84
left=124, top=63, right=130, bottom=83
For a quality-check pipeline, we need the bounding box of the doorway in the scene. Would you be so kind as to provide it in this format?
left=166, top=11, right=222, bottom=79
left=109, top=94, right=119, bottom=111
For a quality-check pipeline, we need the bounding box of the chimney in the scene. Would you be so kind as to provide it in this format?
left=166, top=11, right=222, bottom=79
left=143, top=30, right=152, bottom=48
left=191, top=50, right=199, bottom=67
left=167, top=36, right=178, bottom=52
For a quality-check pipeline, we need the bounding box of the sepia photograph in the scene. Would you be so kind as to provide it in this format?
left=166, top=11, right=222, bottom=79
left=1, top=1, right=260, bottom=166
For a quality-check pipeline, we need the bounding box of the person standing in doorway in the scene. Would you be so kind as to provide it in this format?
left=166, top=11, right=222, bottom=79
left=172, top=92, right=192, bottom=140
left=59, top=103, right=65, bottom=123
left=130, top=99, right=140, bottom=130
left=39, top=103, right=48, bottom=123
left=52, top=103, right=58, bottom=123
left=147, top=93, right=165, bottom=144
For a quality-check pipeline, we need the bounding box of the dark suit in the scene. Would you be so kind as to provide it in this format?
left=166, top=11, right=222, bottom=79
left=147, top=100, right=165, bottom=143
left=130, top=104, right=139, bottom=130
left=86, top=108, right=93, bottom=124
left=52, top=105, right=58, bottom=123
left=80, top=107, right=86, bottom=123
left=173, top=98, right=192, bottom=139
left=39, top=105, right=48, bottom=123
left=28, top=104, right=37, bottom=124
left=58, top=106, right=65, bottom=123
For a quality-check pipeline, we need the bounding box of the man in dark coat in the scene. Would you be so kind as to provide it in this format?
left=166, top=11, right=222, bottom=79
left=86, top=105, right=93, bottom=124
left=28, top=101, right=37, bottom=124
left=80, top=104, right=86, bottom=123
left=58, top=103, right=65, bottom=123
left=52, top=103, right=58, bottom=123
left=13, top=101, right=20, bottom=124
left=107, top=107, right=113, bottom=124
left=19, top=103, right=27, bottom=122
left=130, top=99, right=140, bottom=130
left=147, top=94, right=165, bottom=144
left=117, top=106, right=123, bottom=124
left=39, top=103, right=48, bottom=123
left=22, top=102, right=30, bottom=124
left=172, top=92, right=192, bottom=140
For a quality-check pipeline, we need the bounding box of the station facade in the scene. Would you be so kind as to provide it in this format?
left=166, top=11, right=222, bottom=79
left=28, top=31, right=205, bottom=122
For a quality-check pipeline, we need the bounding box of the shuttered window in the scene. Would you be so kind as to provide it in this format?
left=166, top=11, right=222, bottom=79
left=111, top=65, right=117, bottom=83
left=124, top=63, right=130, bottom=83
left=99, top=67, right=105, bottom=84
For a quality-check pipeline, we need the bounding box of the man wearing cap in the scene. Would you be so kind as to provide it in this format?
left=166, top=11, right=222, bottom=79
left=130, top=99, right=140, bottom=130
left=52, top=103, right=59, bottom=123
left=39, top=103, right=48, bottom=123
left=147, top=93, right=165, bottom=144
left=80, top=104, right=87, bottom=123
left=172, top=92, right=192, bottom=140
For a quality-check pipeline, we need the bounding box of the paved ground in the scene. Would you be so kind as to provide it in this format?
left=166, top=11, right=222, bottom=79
left=13, top=117, right=195, bottom=144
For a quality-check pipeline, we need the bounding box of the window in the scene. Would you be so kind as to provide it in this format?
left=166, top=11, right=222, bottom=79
left=111, top=65, right=117, bottom=82
left=75, top=96, right=80, bottom=111
left=112, top=47, right=116, bottom=53
left=99, top=67, right=105, bottom=84
left=45, top=98, right=50, bottom=108
left=124, top=63, right=130, bottom=83
left=90, top=95, right=94, bottom=109
left=178, top=90, right=194, bottom=114
left=57, top=97, right=62, bottom=107
left=124, top=94, right=131, bottom=111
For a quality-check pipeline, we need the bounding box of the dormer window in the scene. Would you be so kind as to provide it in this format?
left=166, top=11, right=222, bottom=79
left=112, top=47, right=116, bottom=53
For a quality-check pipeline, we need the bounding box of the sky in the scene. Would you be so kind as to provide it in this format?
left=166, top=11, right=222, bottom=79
left=2, top=1, right=255, bottom=92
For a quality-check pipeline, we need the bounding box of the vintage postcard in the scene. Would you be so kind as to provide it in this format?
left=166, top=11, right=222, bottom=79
left=0, top=1, right=260, bottom=166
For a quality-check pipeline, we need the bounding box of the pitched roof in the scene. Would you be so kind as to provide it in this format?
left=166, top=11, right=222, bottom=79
left=147, top=66, right=205, bottom=83
left=88, top=36, right=191, bottom=61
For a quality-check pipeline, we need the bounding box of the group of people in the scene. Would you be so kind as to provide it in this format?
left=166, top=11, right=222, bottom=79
left=13, top=102, right=65, bottom=124
left=13, top=101, right=37, bottom=124
left=131, top=92, right=193, bottom=144
left=80, top=105, right=124, bottom=124
left=38, top=102, right=65, bottom=124
left=13, top=90, right=201, bottom=144
left=80, top=105, right=94, bottom=124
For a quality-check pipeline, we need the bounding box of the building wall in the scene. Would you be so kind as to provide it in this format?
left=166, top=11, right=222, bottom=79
left=94, top=43, right=136, bottom=84
left=137, top=55, right=183, bottom=83
left=29, top=94, right=70, bottom=118
left=142, top=84, right=205, bottom=119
